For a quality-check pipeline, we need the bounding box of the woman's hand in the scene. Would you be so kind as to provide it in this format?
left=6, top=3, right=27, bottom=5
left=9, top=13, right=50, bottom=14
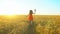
left=26, top=15, right=28, bottom=17
left=33, top=9, right=36, bottom=14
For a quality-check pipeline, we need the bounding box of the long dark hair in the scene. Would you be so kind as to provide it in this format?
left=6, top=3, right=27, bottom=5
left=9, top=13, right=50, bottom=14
left=29, top=10, right=33, bottom=14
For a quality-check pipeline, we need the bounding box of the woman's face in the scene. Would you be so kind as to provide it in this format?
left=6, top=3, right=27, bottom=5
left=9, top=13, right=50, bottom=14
left=29, top=10, right=33, bottom=14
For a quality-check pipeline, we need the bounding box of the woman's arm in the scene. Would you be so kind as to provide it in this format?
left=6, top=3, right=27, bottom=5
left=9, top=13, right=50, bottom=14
left=26, top=14, right=29, bottom=17
left=33, top=13, right=35, bottom=14
left=33, top=9, right=36, bottom=14
left=26, top=15, right=28, bottom=17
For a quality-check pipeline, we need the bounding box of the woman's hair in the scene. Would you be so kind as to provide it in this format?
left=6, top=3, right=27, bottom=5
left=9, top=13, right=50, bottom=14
left=29, top=10, right=33, bottom=14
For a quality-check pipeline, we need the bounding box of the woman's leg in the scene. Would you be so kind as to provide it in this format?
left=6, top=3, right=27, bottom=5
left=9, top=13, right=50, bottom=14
left=30, top=20, right=33, bottom=25
left=28, top=20, right=35, bottom=34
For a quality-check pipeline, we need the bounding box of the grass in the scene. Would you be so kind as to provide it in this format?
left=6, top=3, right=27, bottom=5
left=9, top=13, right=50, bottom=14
left=0, top=15, right=60, bottom=34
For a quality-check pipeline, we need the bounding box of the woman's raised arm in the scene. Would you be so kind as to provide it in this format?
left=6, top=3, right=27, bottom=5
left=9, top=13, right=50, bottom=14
left=33, top=9, right=36, bottom=14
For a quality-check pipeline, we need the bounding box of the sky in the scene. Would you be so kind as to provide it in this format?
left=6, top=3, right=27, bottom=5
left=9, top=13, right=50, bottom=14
left=0, top=0, right=60, bottom=15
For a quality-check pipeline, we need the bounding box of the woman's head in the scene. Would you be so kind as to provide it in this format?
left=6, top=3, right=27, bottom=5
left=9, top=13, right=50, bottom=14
left=29, top=10, right=33, bottom=14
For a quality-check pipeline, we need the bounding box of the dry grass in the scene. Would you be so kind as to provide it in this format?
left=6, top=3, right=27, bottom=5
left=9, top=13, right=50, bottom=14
left=0, top=15, right=60, bottom=34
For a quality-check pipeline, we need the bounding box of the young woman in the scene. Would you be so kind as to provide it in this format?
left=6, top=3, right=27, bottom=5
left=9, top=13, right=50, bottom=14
left=28, top=10, right=36, bottom=25
left=27, top=10, right=36, bottom=34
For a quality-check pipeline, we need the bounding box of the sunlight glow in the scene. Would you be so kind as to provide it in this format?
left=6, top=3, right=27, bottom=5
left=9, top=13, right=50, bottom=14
left=0, top=11, right=16, bottom=15
left=0, top=0, right=27, bottom=15
left=0, top=0, right=60, bottom=15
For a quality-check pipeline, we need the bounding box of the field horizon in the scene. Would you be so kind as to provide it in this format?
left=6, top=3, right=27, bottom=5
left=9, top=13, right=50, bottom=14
left=0, top=15, right=60, bottom=34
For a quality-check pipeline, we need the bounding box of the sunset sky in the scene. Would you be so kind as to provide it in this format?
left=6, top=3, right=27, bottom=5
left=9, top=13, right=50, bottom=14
left=0, top=0, right=60, bottom=15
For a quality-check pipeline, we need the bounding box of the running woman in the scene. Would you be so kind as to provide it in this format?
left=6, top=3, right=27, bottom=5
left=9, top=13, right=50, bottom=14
left=28, top=9, right=36, bottom=25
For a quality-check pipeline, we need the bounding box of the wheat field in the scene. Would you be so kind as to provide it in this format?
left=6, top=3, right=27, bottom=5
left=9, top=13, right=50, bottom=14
left=0, top=15, right=60, bottom=34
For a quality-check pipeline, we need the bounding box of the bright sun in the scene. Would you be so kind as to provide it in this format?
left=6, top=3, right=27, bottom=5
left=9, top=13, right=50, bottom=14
left=0, top=1, right=26, bottom=15
left=0, top=11, right=16, bottom=15
left=0, top=11, right=18, bottom=18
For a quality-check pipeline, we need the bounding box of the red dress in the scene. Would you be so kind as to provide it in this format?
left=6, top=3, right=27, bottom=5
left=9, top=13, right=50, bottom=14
left=28, top=14, right=33, bottom=21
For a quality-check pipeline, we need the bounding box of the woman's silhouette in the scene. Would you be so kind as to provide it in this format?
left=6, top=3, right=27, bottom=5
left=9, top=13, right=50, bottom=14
left=27, top=9, right=36, bottom=34
left=28, top=10, right=33, bottom=25
left=28, top=9, right=36, bottom=25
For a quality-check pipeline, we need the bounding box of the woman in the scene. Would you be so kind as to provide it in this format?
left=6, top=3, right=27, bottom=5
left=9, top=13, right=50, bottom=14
left=28, top=10, right=36, bottom=25
left=27, top=10, right=36, bottom=34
